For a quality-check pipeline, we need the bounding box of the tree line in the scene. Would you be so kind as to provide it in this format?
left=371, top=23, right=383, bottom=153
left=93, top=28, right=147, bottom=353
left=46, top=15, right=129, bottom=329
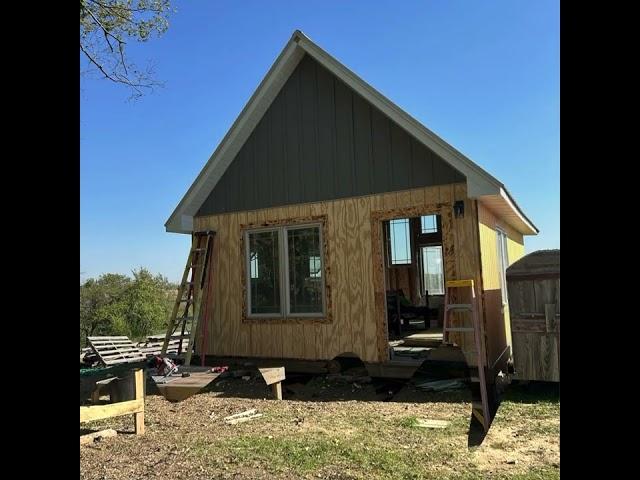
left=80, top=268, right=177, bottom=347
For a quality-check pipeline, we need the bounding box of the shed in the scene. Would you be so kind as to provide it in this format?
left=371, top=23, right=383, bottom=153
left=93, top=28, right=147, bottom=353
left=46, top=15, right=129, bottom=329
left=506, top=250, right=560, bottom=382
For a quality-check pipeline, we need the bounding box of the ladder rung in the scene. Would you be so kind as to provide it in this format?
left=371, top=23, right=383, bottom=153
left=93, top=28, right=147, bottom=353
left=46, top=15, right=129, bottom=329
left=444, top=327, right=475, bottom=332
left=446, top=304, right=473, bottom=311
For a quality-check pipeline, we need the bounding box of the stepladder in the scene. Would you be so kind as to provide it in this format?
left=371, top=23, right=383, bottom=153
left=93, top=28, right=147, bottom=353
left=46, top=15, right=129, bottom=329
left=161, top=231, right=216, bottom=366
left=442, top=279, right=491, bottom=432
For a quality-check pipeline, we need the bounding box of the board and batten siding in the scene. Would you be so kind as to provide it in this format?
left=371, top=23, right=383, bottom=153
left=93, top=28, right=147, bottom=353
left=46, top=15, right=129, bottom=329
left=194, top=183, right=481, bottom=363
left=196, top=54, right=464, bottom=217
left=477, top=202, right=526, bottom=369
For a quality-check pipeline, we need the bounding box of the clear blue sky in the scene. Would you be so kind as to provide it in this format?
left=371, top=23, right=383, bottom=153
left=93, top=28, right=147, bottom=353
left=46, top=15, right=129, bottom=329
left=80, top=0, right=559, bottom=283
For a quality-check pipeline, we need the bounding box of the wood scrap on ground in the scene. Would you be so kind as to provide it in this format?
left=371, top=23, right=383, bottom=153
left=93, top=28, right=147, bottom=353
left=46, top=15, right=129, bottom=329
left=80, top=429, right=118, bottom=445
left=413, top=419, right=450, bottom=429
left=224, top=409, right=263, bottom=425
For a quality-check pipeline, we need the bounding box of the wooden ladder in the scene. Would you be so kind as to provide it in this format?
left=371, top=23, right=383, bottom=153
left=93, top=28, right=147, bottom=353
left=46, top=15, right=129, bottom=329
left=161, top=231, right=215, bottom=365
left=442, top=279, right=491, bottom=432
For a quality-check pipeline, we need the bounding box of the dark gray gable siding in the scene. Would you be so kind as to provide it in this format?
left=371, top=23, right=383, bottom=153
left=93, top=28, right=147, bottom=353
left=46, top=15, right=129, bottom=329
left=197, top=54, right=464, bottom=216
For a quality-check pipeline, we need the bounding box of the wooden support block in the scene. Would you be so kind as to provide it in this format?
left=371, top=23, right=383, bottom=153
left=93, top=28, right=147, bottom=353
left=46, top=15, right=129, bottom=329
left=80, top=429, right=117, bottom=445
left=259, top=367, right=285, bottom=401
left=258, top=367, right=285, bottom=385
left=271, top=382, right=283, bottom=400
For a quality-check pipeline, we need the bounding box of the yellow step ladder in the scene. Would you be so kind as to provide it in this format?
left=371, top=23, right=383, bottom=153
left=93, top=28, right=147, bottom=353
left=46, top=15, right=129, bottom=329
left=443, top=279, right=490, bottom=432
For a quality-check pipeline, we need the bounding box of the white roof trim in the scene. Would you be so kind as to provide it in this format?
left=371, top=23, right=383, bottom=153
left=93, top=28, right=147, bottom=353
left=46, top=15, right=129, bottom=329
left=166, top=30, right=537, bottom=236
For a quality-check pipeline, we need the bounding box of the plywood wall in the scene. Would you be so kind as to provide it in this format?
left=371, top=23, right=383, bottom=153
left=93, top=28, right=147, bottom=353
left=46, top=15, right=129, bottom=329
left=477, top=202, right=526, bottom=368
left=193, top=183, right=480, bottom=364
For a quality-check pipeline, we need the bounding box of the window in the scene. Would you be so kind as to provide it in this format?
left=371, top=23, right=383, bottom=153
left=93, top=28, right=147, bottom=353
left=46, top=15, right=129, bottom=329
left=247, top=230, right=281, bottom=314
left=309, top=255, right=321, bottom=278
left=422, top=245, right=445, bottom=295
left=496, top=228, right=509, bottom=304
left=388, top=218, right=412, bottom=265
left=245, top=224, right=325, bottom=318
left=421, top=215, right=438, bottom=234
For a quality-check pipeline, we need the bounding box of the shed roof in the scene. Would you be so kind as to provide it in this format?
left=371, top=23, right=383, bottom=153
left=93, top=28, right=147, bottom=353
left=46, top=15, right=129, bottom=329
left=506, top=249, right=560, bottom=278
left=166, top=30, right=538, bottom=236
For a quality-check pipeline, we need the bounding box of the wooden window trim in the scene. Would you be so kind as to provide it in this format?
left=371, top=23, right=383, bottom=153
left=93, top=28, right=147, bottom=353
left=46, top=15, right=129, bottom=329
left=240, top=215, right=333, bottom=324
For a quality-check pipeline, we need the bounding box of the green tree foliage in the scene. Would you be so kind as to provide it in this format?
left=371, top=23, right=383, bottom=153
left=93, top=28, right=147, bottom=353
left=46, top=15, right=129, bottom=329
left=80, top=0, right=174, bottom=98
left=80, top=268, right=176, bottom=347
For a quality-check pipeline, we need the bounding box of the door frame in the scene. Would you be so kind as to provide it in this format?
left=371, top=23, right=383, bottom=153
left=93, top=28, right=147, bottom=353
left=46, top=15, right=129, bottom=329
left=370, top=202, right=456, bottom=362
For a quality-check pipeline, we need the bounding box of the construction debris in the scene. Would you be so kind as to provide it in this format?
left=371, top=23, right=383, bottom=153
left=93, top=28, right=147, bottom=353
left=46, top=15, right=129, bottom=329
left=224, top=409, right=263, bottom=425
left=413, top=419, right=450, bottom=429
left=80, top=429, right=118, bottom=445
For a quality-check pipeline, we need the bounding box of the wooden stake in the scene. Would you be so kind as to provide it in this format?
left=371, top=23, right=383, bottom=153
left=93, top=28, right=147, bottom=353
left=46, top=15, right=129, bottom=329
left=134, top=369, right=145, bottom=435
left=271, top=382, right=283, bottom=400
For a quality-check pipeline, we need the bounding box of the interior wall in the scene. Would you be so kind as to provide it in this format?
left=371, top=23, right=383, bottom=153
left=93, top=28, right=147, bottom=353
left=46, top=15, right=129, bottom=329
left=194, top=182, right=478, bottom=364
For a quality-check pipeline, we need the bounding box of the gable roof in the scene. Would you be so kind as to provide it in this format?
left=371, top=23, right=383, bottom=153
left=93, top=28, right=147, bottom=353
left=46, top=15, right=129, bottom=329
left=166, top=30, right=538, bottom=236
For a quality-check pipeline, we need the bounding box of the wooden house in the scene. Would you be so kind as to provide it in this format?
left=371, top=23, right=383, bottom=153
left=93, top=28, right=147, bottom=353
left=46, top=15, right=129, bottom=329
left=165, top=30, right=538, bottom=379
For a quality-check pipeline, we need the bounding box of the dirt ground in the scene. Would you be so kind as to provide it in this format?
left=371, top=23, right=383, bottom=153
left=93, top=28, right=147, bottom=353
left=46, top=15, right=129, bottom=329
left=80, top=373, right=559, bottom=480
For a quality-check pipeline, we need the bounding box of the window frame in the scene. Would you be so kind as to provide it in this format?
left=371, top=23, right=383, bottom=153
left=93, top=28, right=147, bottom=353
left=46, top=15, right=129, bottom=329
left=496, top=227, right=509, bottom=305
left=244, top=222, right=327, bottom=319
left=386, top=218, right=413, bottom=267
left=421, top=244, right=445, bottom=296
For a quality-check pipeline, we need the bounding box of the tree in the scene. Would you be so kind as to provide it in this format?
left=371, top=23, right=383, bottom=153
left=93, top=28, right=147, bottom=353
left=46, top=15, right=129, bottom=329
left=79, top=268, right=177, bottom=347
left=80, top=273, right=131, bottom=347
left=122, top=268, right=175, bottom=339
left=80, top=0, right=173, bottom=99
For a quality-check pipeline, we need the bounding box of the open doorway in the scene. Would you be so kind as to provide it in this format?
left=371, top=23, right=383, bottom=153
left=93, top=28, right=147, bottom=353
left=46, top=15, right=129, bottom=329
left=383, top=213, right=446, bottom=362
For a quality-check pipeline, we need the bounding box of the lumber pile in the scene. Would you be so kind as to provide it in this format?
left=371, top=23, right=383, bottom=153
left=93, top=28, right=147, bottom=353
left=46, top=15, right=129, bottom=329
left=137, top=333, right=190, bottom=357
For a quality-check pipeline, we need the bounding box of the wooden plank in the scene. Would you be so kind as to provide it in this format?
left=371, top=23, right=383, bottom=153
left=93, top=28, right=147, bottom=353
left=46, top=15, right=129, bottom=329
left=227, top=413, right=264, bottom=424
left=80, top=399, right=144, bottom=423
left=331, top=199, right=351, bottom=357
left=359, top=196, right=377, bottom=363
left=345, top=197, right=364, bottom=359
left=88, top=336, right=130, bottom=341
left=217, top=214, right=232, bottom=356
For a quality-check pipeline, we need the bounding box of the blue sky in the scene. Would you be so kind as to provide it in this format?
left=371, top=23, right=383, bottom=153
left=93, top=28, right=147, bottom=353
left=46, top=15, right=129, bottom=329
left=80, top=0, right=559, bottom=283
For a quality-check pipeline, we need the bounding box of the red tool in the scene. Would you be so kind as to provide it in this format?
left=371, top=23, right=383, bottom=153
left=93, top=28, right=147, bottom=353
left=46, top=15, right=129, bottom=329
left=154, top=356, right=179, bottom=377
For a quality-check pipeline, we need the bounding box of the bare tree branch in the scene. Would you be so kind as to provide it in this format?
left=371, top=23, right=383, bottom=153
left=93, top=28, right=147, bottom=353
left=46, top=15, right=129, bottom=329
left=80, top=0, right=172, bottom=100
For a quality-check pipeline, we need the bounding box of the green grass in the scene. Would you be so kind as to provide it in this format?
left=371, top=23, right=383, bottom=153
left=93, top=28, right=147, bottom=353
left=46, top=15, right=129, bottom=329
left=188, top=433, right=429, bottom=479
left=172, top=386, right=559, bottom=479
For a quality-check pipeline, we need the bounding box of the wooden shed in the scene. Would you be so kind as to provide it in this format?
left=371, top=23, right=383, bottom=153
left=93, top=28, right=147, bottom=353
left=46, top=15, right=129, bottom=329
left=164, top=30, right=538, bottom=383
left=506, top=250, right=560, bottom=382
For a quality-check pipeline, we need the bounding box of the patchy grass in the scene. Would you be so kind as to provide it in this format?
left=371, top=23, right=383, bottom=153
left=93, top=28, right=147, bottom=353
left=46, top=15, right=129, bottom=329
left=81, top=377, right=559, bottom=480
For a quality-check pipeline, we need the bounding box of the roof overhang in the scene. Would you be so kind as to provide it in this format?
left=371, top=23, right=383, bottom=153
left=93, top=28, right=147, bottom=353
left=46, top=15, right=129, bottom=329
left=478, top=187, right=539, bottom=235
left=166, top=30, right=538, bottom=236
